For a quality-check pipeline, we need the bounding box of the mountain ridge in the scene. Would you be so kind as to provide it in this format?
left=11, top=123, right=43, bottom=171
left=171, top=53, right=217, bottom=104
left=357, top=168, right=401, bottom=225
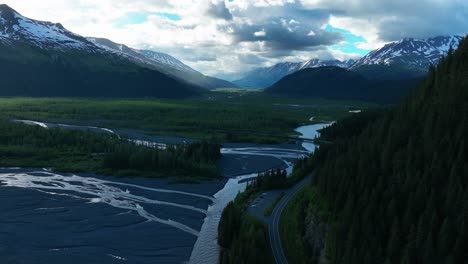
left=266, top=66, right=422, bottom=102
left=88, top=37, right=235, bottom=89
left=0, top=4, right=200, bottom=98
left=349, top=35, right=463, bottom=79
left=234, top=59, right=355, bottom=88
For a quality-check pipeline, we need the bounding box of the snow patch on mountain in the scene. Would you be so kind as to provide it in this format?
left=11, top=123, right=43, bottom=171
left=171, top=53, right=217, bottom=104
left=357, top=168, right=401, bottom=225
left=87, top=37, right=198, bottom=75
left=141, top=50, right=197, bottom=73
left=350, top=36, right=463, bottom=70
left=0, top=5, right=95, bottom=51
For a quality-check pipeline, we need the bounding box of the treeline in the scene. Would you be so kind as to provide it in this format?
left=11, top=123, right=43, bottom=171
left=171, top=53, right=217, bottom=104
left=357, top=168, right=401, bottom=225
left=102, top=141, right=221, bottom=178
left=0, top=121, right=119, bottom=171
left=248, top=168, right=288, bottom=190
left=291, top=111, right=385, bottom=180
left=300, top=38, right=468, bottom=263
left=0, top=121, right=221, bottom=178
left=318, top=110, right=386, bottom=141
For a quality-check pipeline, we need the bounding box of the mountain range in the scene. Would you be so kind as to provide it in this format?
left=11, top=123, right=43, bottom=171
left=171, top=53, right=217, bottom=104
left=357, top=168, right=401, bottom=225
left=87, top=37, right=235, bottom=89
left=233, top=59, right=355, bottom=88
left=0, top=4, right=232, bottom=98
left=237, top=35, right=462, bottom=88
left=0, top=3, right=463, bottom=100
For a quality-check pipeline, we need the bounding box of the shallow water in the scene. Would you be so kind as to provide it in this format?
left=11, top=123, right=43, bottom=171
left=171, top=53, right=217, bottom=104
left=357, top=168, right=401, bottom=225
left=0, top=168, right=218, bottom=264
left=189, top=174, right=254, bottom=263
left=2, top=121, right=329, bottom=263
left=189, top=123, right=329, bottom=263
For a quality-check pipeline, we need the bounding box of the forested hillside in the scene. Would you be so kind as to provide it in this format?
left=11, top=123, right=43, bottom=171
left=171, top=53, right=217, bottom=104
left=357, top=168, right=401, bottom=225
left=0, top=5, right=200, bottom=98
left=300, top=37, right=468, bottom=263
left=266, top=66, right=421, bottom=102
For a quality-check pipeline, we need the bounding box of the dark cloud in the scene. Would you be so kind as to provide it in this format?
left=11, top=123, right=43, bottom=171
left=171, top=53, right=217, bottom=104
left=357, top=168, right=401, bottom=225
left=375, top=9, right=468, bottom=41
left=206, top=1, right=233, bottom=20
left=226, top=19, right=343, bottom=52
left=220, top=2, right=344, bottom=57
left=309, top=0, right=468, bottom=40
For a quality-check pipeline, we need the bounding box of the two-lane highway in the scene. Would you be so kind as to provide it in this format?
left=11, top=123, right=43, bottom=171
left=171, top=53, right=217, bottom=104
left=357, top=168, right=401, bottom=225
left=269, top=175, right=312, bottom=264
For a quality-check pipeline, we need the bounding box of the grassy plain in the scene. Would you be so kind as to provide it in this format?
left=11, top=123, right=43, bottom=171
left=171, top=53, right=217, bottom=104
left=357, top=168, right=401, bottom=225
left=0, top=91, right=375, bottom=143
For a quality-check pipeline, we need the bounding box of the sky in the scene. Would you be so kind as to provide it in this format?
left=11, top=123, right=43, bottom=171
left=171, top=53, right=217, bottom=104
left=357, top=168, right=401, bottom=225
left=2, top=0, right=467, bottom=78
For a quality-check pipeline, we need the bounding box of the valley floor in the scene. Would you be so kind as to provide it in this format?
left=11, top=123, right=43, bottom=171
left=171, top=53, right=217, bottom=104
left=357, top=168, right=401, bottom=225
left=0, top=94, right=369, bottom=263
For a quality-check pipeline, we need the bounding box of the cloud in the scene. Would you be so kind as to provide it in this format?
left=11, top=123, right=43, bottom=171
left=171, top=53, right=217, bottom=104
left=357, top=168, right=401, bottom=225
left=302, top=0, right=468, bottom=43
left=206, top=0, right=233, bottom=20
left=227, top=20, right=343, bottom=53
left=254, top=30, right=266, bottom=37
left=237, top=53, right=266, bottom=64
left=0, top=0, right=466, bottom=76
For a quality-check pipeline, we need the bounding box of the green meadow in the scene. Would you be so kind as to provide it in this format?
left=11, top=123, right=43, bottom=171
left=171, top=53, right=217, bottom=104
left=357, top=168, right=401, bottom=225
left=0, top=91, right=375, bottom=143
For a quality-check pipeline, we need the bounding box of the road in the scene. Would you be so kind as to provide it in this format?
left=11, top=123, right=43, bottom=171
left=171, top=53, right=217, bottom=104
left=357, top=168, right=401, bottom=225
left=269, top=175, right=312, bottom=264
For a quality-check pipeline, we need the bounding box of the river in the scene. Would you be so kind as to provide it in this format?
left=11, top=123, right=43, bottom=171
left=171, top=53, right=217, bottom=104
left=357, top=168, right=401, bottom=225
left=1, top=121, right=329, bottom=264
left=189, top=123, right=330, bottom=263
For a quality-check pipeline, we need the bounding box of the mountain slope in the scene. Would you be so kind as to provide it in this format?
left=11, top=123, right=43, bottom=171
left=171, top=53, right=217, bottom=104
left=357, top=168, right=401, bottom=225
left=0, top=4, right=199, bottom=98
left=265, top=66, right=420, bottom=102
left=234, top=59, right=355, bottom=88
left=0, top=5, right=95, bottom=51
left=296, top=37, right=468, bottom=263
left=88, top=37, right=236, bottom=89
left=350, top=36, right=463, bottom=79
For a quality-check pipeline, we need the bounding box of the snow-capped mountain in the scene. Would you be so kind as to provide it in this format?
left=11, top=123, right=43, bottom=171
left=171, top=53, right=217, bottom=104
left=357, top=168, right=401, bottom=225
left=234, top=59, right=355, bottom=88
left=349, top=36, right=463, bottom=79
left=0, top=4, right=233, bottom=90
left=140, top=50, right=196, bottom=73
left=0, top=4, right=201, bottom=98
left=0, top=4, right=95, bottom=51
left=298, top=58, right=355, bottom=70
left=88, top=37, right=235, bottom=89
left=88, top=37, right=197, bottom=74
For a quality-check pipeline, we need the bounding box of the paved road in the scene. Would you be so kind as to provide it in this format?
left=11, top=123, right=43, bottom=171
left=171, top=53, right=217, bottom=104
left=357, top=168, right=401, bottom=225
left=269, top=175, right=312, bottom=264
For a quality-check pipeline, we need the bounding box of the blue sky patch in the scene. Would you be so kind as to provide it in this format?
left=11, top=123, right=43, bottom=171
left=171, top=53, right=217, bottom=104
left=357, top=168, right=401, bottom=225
left=325, top=25, right=371, bottom=55
left=115, top=12, right=181, bottom=27
left=157, top=12, right=182, bottom=21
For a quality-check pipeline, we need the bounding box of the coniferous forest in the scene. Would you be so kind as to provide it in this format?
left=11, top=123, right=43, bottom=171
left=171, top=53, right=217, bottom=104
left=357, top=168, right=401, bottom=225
left=301, top=37, right=468, bottom=263
left=0, top=121, right=221, bottom=179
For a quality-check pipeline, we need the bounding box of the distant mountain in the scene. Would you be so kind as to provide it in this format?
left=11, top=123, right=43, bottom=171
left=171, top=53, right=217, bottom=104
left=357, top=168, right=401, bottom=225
left=266, top=66, right=421, bottom=102
left=0, top=4, right=201, bottom=98
left=88, top=38, right=235, bottom=89
left=234, top=59, right=355, bottom=88
left=349, top=36, right=463, bottom=79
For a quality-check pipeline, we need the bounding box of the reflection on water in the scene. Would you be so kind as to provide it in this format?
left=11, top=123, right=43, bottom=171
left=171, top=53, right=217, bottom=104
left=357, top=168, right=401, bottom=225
left=295, top=123, right=333, bottom=152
